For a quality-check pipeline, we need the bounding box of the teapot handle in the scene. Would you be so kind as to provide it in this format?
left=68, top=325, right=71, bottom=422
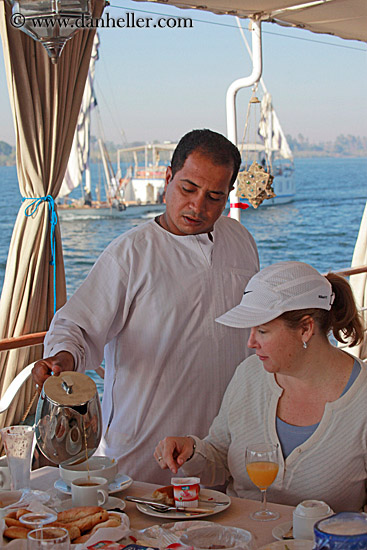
left=0, top=362, right=36, bottom=414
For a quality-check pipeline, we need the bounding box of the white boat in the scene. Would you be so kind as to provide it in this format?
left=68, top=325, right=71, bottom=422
left=116, top=142, right=177, bottom=213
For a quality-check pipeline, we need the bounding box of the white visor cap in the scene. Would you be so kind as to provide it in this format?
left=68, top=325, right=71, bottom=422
left=216, top=261, right=334, bottom=329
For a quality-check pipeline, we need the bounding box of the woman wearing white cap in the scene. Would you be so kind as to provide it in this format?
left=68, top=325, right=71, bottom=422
left=154, top=261, right=366, bottom=512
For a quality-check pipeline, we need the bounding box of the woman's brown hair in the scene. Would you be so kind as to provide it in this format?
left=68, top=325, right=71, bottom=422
left=280, top=273, right=365, bottom=347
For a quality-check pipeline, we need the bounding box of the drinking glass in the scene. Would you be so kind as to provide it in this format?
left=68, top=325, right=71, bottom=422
left=0, top=425, right=35, bottom=490
left=245, top=442, right=280, bottom=521
left=27, top=527, right=70, bottom=549
left=20, top=512, right=58, bottom=540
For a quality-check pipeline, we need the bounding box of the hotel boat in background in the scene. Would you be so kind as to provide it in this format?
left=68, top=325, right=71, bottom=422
left=115, top=142, right=176, bottom=214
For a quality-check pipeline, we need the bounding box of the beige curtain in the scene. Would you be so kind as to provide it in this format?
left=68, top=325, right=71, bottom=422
left=0, top=0, right=105, bottom=429
left=349, top=201, right=367, bottom=360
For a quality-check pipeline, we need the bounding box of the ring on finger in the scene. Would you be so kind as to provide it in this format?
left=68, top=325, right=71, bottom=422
left=158, top=456, right=163, bottom=462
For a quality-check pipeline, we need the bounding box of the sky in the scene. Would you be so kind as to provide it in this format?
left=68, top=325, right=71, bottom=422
left=0, top=0, right=366, bottom=146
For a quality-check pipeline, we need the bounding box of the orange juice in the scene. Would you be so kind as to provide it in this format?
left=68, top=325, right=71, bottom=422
left=246, top=461, right=279, bottom=489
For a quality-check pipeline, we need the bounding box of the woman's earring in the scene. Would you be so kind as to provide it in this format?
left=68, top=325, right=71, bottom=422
left=303, top=341, right=308, bottom=349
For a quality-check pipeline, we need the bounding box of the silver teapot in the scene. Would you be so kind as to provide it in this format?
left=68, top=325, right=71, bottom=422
left=35, top=372, right=102, bottom=466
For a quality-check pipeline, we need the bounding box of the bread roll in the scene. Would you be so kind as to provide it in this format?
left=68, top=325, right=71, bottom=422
left=49, top=522, right=81, bottom=541
left=90, top=517, right=122, bottom=533
left=3, top=526, right=30, bottom=540
left=73, top=533, right=92, bottom=544
left=68, top=509, right=109, bottom=533
left=57, top=505, right=103, bottom=523
left=4, top=511, right=17, bottom=519
left=5, top=518, right=24, bottom=528
left=15, top=508, right=30, bottom=519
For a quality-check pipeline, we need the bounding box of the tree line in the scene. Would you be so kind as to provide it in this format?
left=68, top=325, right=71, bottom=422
left=1, top=134, right=367, bottom=166
left=286, top=134, right=367, bottom=157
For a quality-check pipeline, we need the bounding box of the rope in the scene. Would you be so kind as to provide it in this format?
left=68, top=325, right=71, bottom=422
left=20, top=390, right=38, bottom=424
left=23, top=196, right=58, bottom=315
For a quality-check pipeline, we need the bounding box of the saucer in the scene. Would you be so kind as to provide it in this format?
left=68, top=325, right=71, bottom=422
left=54, top=474, right=132, bottom=495
left=56, top=495, right=125, bottom=512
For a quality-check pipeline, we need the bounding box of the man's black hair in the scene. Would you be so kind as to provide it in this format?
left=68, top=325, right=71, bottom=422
left=171, top=129, right=241, bottom=188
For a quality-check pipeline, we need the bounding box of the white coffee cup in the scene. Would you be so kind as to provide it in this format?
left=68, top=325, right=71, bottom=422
left=71, top=476, right=109, bottom=507
left=293, top=499, right=333, bottom=540
left=0, top=456, right=11, bottom=490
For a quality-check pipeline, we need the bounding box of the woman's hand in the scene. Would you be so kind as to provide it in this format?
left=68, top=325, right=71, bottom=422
left=154, top=436, right=195, bottom=474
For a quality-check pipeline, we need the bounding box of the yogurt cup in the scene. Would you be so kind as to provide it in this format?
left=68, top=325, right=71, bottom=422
left=171, top=477, right=200, bottom=508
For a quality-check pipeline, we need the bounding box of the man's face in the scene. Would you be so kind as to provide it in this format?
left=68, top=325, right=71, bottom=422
left=161, top=151, right=234, bottom=236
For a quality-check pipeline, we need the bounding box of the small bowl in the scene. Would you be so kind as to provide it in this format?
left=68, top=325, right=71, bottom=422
left=59, top=456, right=118, bottom=485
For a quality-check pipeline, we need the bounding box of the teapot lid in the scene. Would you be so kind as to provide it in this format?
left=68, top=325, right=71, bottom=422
left=43, top=372, right=97, bottom=407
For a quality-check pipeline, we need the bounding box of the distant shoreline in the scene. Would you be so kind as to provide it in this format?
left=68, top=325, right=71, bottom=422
left=1, top=133, right=367, bottom=167
left=2, top=153, right=367, bottom=168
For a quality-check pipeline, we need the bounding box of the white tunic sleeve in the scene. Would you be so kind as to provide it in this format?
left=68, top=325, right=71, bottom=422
left=44, top=247, right=130, bottom=372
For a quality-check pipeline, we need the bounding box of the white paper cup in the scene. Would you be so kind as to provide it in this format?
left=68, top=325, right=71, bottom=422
left=293, top=499, right=333, bottom=540
left=71, top=476, right=108, bottom=507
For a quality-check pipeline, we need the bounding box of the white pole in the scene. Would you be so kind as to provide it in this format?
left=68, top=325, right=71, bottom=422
left=226, top=19, right=263, bottom=221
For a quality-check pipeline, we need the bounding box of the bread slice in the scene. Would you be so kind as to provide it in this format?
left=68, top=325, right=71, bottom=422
left=152, top=485, right=175, bottom=506
left=283, top=525, right=294, bottom=539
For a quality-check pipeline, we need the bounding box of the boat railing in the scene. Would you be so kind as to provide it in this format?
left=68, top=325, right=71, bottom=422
left=135, top=167, right=166, bottom=179
left=0, top=331, right=105, bottom=379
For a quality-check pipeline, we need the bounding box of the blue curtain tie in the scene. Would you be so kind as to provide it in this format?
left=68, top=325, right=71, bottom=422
left=23, top=195, right=58, bottom=315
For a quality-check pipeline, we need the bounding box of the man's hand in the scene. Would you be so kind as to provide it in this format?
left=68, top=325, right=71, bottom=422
left=154, top=436, right=195, bottom=474
left=32, top=351, right=75, bottom=391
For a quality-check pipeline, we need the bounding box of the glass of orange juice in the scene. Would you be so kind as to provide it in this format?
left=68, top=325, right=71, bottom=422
left=245, top=442, right=279, bottom=521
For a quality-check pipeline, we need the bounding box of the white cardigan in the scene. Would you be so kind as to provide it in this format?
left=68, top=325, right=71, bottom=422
left=183, top=354, right=367, bottom=512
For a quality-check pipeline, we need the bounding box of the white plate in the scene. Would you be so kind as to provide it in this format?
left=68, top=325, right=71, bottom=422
left=258, top=541, right=313, bottom=550
left=56, top=495, right=125, bottom=512
left=136, top=488, right=230, bottom=520
left=54, top=474, right=132, bottom=495
left=272, top=521, right=294, bottom=540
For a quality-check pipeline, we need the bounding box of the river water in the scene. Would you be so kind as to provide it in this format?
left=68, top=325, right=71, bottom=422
left=1, top=157, right=366, bottom=393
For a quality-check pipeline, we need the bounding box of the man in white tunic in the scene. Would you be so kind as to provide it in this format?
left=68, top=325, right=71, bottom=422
left=33, top=129, right=259, bottom=484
